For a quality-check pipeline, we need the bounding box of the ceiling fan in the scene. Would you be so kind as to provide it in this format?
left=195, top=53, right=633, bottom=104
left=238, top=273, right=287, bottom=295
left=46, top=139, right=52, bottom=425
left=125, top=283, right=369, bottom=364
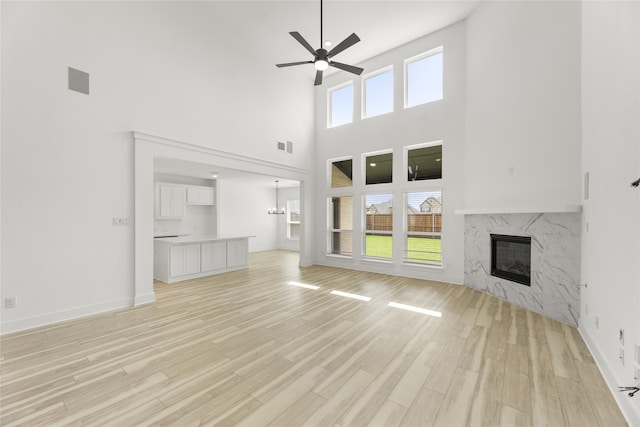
left=276, top=0, right=364, bottom=86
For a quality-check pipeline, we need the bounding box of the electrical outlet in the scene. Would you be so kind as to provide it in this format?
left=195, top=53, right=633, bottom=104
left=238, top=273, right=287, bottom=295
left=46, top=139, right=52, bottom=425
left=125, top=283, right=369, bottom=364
left=619, top=328, right=625, bottom=345
left=619, top=348, right=625, bottom=366
left=586, top=304, right=589, bottom=315
left=636, top=344, right=640, bottom=365
left=112, top=217, right=129, bottom=226
left=634, top=367, right=640, bottom=382
left=595, top=316, right=599, bottom=330
left=5, top=297, right=17, bottom=309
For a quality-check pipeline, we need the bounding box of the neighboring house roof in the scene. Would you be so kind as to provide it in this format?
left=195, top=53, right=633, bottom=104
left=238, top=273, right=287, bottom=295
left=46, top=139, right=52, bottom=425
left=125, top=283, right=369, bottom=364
left=366, top=200, right=419, bottom=214
left=420, top=197, right=442, bottom=212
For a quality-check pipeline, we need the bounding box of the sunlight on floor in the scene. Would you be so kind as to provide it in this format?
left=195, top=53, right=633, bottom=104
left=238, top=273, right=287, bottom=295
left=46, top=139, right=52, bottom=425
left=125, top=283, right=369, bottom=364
left=287, top=281, right=320, bottom=290
left=388, top=301, right=442, bottom=317
left=330, top=290, right=372, bottom=302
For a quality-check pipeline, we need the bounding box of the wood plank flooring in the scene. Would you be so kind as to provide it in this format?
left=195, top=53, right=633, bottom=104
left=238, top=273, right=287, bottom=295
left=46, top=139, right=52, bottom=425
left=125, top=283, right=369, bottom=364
left=0, top=250, right=628, bottom=426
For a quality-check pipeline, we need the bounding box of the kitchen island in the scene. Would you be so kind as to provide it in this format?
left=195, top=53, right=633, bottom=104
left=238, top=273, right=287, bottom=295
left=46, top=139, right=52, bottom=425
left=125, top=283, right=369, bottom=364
left=154, top=235, right=253, bottom=283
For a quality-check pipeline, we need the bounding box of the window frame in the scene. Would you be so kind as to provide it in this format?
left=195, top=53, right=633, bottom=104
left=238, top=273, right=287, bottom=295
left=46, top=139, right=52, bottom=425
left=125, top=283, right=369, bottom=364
left=363, top=149, right=394, bottom=186
left=326, top=195, right=354, bottom=257
left=404, top=46, right=444, bottom=109
left=362, top=192, right=394, bottom=261
left=361, top=65, right=394, bottom=120
left=403, top=188, right=443, bottom=268
left=328, top=156, right=354, bottom=189
left=286, top=199, right=300, bottom=241
left=327, top=81, right=355, bottom=128
left=404, top=140, right=444, bottom=184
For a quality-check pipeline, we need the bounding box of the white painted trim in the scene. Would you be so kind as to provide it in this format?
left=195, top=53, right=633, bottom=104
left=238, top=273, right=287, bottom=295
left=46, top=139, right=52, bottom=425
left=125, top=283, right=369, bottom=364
left=134, top=131, right=314, bottom=305
left=134, top=292, right=155, bottom=306
left=0, top=298, right=132, bottom=335
left=578, top=325, right=640, bottom=426
left=454, top=205, right=582, bottom=215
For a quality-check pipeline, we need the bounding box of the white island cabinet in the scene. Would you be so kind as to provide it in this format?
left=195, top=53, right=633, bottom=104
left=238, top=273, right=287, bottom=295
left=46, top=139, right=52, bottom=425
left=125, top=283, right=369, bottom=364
left=154, top=235, right=252, bottom=283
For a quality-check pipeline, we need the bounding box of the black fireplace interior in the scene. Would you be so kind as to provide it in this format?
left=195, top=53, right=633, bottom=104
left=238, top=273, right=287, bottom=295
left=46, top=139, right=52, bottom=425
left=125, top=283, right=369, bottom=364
left=490, top=234, right=531, bottom=286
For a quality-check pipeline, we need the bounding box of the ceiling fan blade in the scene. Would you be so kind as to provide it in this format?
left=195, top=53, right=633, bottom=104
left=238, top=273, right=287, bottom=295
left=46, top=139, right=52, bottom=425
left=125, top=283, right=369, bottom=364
left=276, top=60, right=313, bottom=68
left=327, top=33, right=360, bottom=58
left=289, top=31, right=317, bottom=56
left=314, top=70, right=323, bottom=86
left=329, top=61, right=364, bottom=75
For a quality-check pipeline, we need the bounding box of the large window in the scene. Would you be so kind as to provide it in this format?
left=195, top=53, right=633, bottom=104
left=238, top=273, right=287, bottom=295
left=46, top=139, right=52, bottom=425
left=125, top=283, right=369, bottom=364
left=328, top=83, right=354, bottom=128
left=365, top=151, right=393, bottom=185
left=328, top=196, right=353, bottom=256
left=286, top=200, right=300, bottom=240
left=364, top=193, right=393, bottom=259
left=406, top=142, right=442, bottom=181
left=330, top=158, right=353, bottom=188
left=405, top=47, right=443, bottom=108
left=405, top=190, right=442, bottom=266
left=363, top=67, right=393, bottom=119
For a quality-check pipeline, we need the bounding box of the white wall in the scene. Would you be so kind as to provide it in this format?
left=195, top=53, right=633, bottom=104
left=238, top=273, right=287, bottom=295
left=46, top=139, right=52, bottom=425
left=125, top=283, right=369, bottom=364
left=217, top=179, right=278, bottom=253
left=314, top=21, right=467, bottom=284
left=464, top=1, right=582, bottom=209
left=1, top=2, right=314, bottom=333
left=580, top=1, right=640, bottom=423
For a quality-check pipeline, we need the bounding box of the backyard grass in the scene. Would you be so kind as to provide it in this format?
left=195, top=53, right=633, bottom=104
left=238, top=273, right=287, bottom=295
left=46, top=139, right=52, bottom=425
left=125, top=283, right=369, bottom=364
left=365, top=235, right=442, bottom=265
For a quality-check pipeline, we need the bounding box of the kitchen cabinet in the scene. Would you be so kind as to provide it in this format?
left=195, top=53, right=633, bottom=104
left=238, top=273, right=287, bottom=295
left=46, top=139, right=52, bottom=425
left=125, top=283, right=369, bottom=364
left=170, top=244, right=201, bottom=277
left=157, top=184, right=186, bottom=218
left=154, top=235, right=252, bottom=283
left=201, top=241, right=227, bottom=272
left=186, top=186, right=215, bottom=206
left=227, top=239, right=248, bottom=268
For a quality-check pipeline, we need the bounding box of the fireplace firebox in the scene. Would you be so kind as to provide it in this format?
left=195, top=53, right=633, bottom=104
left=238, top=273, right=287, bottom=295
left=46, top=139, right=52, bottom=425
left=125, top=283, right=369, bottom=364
left=490, top=234, right=531, bottom=286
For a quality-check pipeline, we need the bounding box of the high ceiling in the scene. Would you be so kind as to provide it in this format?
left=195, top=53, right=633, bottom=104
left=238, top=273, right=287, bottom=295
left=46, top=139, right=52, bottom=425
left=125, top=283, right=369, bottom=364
left=154, top=1, right=480, bottom=183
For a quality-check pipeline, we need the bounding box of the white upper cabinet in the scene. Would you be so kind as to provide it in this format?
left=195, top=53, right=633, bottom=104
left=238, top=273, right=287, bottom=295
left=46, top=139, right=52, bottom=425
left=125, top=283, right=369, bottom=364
left=186, top=186, right=215, bottom=206
left=157, top=184, right=186, bottom=219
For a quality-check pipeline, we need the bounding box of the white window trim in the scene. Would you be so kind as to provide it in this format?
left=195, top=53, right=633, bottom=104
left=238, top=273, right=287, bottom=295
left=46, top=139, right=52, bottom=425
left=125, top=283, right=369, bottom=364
left=362, top=149, right=394, bottom=187
left=326, top=195, right=354, bottom=257
left=404, top=45, right=444, bottom=109
left=327, top=80, right=354, bottom=128
left=327, top=156, right=354, bottom=190
left=404, top=140, right=444, bottom=184
left=403, top=188, right=444, bottom=267
left=362, top=192, right=394, bottom=260
left=361, top=65, right=394, bottom=120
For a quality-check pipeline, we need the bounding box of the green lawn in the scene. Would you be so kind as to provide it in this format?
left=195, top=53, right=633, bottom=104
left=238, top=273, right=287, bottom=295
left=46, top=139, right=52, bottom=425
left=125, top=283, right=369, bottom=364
left=365, top=235, right=442, bottom=265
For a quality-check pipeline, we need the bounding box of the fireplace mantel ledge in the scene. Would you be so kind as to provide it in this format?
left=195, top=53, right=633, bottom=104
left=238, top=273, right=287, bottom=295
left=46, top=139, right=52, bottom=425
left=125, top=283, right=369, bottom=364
left=454, top=205, right=582, bottom=215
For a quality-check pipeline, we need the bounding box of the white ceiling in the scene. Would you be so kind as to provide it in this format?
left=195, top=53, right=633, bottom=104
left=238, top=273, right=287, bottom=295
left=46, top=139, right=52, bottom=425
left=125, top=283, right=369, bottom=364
left=153, top=1, right=480, bottom=185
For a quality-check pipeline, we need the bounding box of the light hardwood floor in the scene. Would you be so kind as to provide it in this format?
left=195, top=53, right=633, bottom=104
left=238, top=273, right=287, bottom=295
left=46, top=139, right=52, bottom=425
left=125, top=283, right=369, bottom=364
left=0, top=250, right=628, bottom=426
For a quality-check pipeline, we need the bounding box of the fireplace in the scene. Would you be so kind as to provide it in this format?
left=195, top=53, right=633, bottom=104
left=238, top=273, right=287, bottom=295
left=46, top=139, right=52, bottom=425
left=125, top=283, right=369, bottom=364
left=490, top=234, right=531, bottom=286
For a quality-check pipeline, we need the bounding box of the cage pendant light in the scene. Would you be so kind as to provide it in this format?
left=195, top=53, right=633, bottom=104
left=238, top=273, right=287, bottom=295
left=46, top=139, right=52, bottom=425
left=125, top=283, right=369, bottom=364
left=268, top=180, right=286, bottom=215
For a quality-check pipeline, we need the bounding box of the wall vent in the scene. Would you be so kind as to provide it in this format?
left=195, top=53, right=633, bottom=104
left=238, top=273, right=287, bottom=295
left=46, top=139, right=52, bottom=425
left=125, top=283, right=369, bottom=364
left=68, top=67, right=90, bottom=95
left=286, top=141, right=293, bottom=154
left=277, top=141, right=286, bottom=151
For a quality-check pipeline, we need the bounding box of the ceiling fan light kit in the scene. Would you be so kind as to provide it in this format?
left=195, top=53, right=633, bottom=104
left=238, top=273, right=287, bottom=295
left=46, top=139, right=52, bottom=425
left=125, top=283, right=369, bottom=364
left=276, top=0, right=364, bottom=85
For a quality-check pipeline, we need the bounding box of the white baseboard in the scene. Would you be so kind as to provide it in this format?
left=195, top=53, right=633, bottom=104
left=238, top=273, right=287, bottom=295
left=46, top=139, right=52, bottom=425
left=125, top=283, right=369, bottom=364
left=578, top=324, right=640, bottom=426
left=0, top=297, right=133, bottom=335
left=134, top=292, right=155, bottom=306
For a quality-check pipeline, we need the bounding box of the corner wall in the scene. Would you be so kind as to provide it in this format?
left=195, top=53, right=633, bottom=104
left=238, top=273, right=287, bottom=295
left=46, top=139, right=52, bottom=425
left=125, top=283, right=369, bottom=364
left=580, top=1, right=640, bottom=423
left=464, top=1, right=582, bottom=209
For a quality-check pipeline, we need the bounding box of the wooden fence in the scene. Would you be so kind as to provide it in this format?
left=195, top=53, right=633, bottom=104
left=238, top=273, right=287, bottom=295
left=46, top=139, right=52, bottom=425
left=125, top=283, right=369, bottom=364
left=366, top=214, right=442, bottom=233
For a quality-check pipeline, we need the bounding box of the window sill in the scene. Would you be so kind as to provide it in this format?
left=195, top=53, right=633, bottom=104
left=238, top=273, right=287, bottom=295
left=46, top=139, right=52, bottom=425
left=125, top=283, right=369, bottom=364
left=325, top=253, right=352, bottom=259
left=362, top=257, right=393, bottom=264
left=402, top=261, right=444, bottom=271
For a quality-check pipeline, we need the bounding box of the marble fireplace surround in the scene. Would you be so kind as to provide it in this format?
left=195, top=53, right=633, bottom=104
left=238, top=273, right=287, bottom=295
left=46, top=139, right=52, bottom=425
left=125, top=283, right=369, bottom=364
left=457, top=206, right=581, bottom=327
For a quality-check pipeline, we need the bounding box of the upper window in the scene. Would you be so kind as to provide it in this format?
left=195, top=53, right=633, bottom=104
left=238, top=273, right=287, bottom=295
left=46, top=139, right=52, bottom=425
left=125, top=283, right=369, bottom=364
left=330, top=158, right=353, bottom=188
left=406, top=142, right=443, bottom=181
left=405, top=47, right=443, bottom=108
left=328, top=83, right=354, bottom=128
left=363, top=67, right=393, bottom=119
left=365, top=152, right=393, bottom=185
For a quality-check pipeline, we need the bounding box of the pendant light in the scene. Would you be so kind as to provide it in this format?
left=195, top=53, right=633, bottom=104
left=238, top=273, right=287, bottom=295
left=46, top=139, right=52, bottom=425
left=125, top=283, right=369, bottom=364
left=268, top=180, right=286, bottom=215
